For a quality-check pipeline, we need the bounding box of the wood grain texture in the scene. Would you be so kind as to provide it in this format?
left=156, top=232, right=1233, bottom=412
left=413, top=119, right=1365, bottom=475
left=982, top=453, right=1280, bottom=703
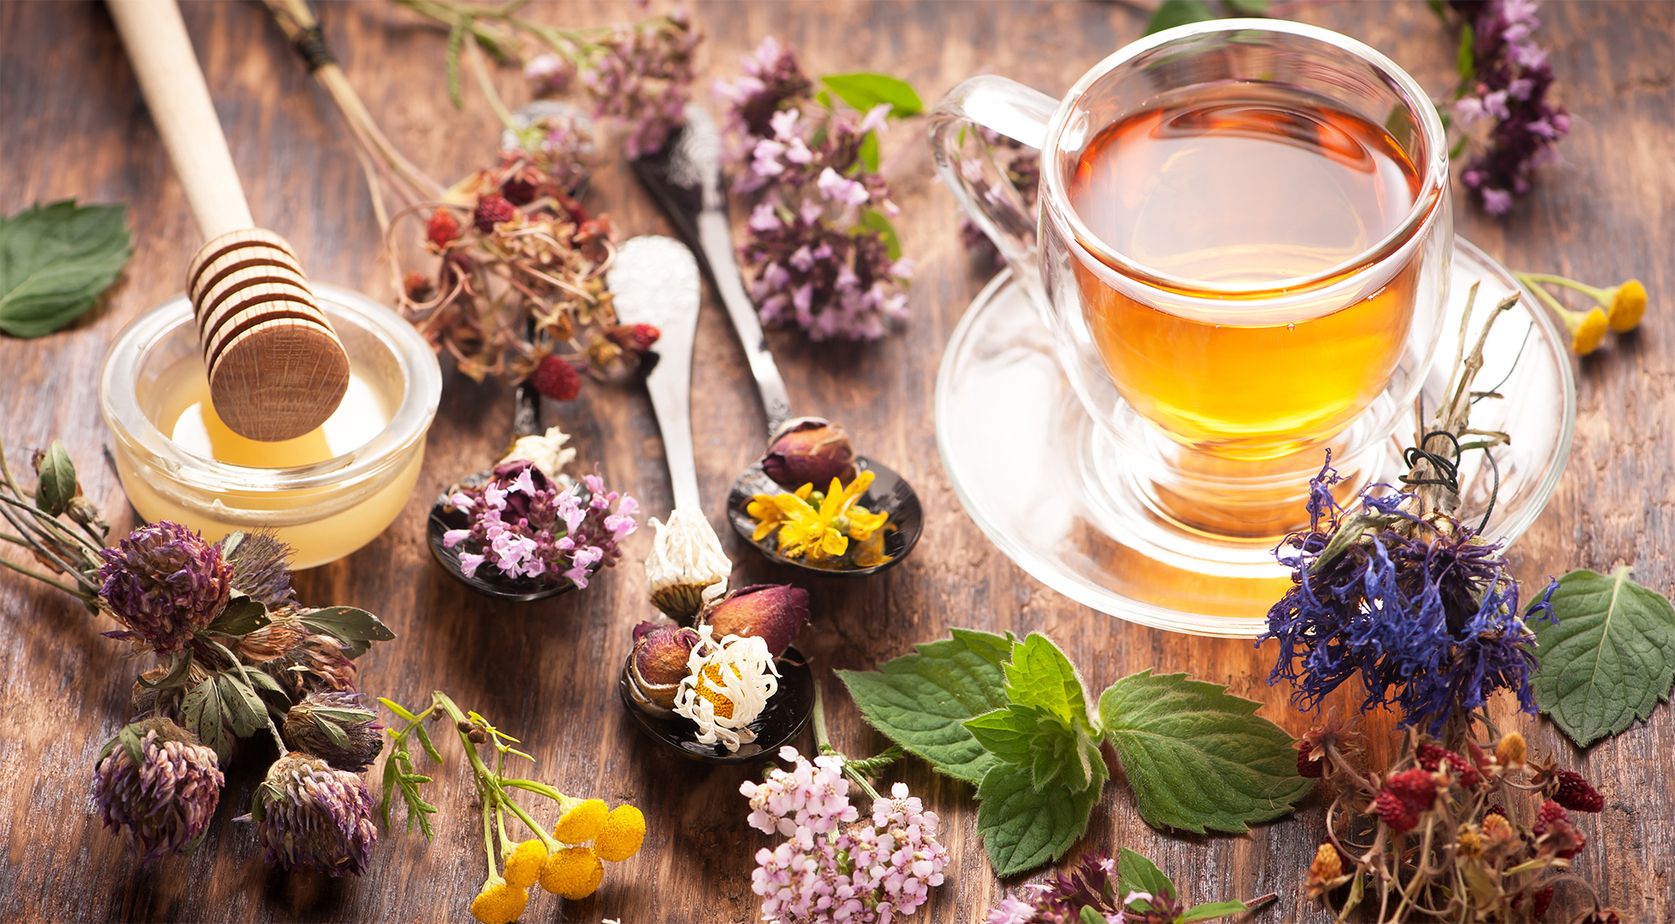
left=2, top=1, right=1672, bottom=921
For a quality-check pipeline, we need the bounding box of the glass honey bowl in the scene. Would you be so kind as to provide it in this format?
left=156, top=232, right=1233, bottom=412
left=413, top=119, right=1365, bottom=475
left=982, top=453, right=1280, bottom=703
left=100, top=284, right=442, bottom=569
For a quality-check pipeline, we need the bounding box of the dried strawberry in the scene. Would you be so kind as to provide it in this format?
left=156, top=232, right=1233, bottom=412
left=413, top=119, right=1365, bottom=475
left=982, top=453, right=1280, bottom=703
left=1533, top=799, right=1586, bottom=859
left=1296, top=741, right=1323, bottom=779
left=473, top=193, right=517, bottom=233
left=609, top=323, right=661, bottom=354
left=1531, top=886, right=1554, bottom=920
left=426, top=208, right=461, bottom=249
left=1551, top=769, right=1604, bottom=812
left=1371, top=790, right=1420, bottom=833
left=1418, top=743, right=1482, bottom=787
left=530, top=355, right=581, bottom=401
left=1385, top=769, right=1438, bottom=807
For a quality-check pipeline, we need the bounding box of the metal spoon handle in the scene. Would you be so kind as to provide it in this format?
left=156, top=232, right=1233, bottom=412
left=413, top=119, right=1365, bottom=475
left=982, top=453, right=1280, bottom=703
left=645, top=351, right=703, bottom=513
left=692, top=211, right=795, bottom=435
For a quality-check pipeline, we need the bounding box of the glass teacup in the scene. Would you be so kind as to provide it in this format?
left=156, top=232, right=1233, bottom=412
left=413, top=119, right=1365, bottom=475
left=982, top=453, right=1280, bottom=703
left=931, top=19, right=1451, bottom=537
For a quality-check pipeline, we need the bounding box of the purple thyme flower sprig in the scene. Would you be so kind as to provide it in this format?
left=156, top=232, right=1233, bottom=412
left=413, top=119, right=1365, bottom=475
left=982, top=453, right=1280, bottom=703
left=1446, top=0, right=1570, bottom=215
left=986, top=851, right=1178, bottom=924
left=741, top=746, right=950, bottom=922
left=583, top=9, right=700, bottom=160
left=958, top=127, right=1042, bottom=269
left=715, top=38, right=914, bottom=341
left=442, top=460, right=638, bottom=588
left=1260, top=457, right=1557, bottom=737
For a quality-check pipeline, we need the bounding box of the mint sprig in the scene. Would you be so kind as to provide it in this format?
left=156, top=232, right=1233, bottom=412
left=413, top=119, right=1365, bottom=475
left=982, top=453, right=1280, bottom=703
left=1533, top=567, right=1675, bottom=747
left=841, top=630, right=1309, bottom=876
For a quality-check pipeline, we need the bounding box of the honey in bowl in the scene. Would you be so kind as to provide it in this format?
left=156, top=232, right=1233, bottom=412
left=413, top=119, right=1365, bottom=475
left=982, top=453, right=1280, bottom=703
left=1069, top=87, right=1423, bottom=460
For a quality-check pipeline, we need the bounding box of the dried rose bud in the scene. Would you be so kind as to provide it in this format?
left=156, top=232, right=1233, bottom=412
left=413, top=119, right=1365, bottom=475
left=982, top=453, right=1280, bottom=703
left=283, top=692, right=384, bottom=772
left=698, top=584, right=809, bottom=658
left=252, top=753, right=378, bottom=877
left=626, top=621, right=699, bottom=713
left=761, top=417, right=856, bottom=489
left=93, top=717, right=224, bottom=866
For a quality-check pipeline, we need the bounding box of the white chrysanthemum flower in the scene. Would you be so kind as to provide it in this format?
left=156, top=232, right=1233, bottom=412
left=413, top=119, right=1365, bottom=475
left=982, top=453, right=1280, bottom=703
left=500, top=426, right=577, bottom=485
left=672, top=626, right=779, bottom=753
left=645, top=507, right=731, bottom=619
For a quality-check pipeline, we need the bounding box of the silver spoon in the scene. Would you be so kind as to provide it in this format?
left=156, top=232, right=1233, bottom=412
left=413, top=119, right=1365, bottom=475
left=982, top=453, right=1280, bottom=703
left=631, top=108, right=922, bottom=576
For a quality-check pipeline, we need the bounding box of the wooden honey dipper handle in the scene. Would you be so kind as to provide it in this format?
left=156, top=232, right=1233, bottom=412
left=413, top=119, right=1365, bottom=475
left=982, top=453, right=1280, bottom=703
left=108, top=0, right=348, bottom=442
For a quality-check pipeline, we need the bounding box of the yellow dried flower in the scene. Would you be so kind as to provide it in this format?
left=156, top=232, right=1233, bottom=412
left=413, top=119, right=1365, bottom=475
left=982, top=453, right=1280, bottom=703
left=502, top=838, right=548, bottom=889
left=470, top=881, right=528, bottom=924
left=1607, top=279, right=1646, bottom=332
left=746, top=471, right=890, bottom=565
left=1305, top=842, right=1345, bottom=899
left=540, top=845, right=604, bottom=899
left=1481, top=811, right=1515, bottom=844
left=596, top=805, right=646, bottom=862
left=1494, top=731, right=1526, bottom=767
left=1456, top=824, right=1485, bottom=859
left=1568, top=306, right=1608, bottom=355
left=553, top=798, right=608, bottom=844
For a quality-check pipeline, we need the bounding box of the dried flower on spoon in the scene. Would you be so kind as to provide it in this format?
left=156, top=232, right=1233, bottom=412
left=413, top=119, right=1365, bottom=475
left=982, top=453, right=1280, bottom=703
left=747, top=471, right=892, bottom=569
left=715, top=37, right=920, bottom=341
left=376, top=691, right=646, bottom=921
left=644, top=506, right=732, bottom=620
left=440, top=458, right=638, bottom=588
left=1, top=438, right=395, bottom=872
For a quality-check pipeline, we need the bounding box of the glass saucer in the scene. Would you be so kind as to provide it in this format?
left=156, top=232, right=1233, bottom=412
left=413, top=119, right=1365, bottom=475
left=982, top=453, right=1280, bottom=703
left=934, top=239, right=1575, bottom=638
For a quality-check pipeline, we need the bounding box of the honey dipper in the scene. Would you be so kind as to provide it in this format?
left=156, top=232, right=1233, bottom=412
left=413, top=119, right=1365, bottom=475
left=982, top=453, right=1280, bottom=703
left=107, top=0, right=348, bottom=442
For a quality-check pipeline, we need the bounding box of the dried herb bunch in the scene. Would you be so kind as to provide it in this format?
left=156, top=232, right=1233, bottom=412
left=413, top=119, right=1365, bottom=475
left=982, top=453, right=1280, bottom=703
left=1301, top=721, right=1621, bottom=923
left=0, top=438, right=393, bottom=873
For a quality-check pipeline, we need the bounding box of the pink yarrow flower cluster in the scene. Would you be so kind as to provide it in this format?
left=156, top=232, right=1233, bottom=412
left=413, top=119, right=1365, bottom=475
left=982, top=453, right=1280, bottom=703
left=741, top=746, right=949, bottom=922
left=442, top=460, right=637, bottom=588
left=715, top=38, right=912, bottom=341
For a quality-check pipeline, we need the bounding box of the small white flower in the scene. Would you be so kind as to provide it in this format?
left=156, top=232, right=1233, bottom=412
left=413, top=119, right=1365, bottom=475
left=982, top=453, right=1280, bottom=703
left=500, top=426, right=577, bottom=485
left=645, top=506, right=732, bottom=619
left=672, top=626, right=779, bottom=753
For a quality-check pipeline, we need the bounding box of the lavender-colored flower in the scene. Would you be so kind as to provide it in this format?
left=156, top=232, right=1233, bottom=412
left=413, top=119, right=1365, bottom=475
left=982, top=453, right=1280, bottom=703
left=251, top=753, right=378, bottom=876
left=1447, top=0, right=1568, bottom=214
left=442, top=460, right=638, bottom=588
left=958, top=127, right=1042, bottom=269
left=223, top=531, right=296, bottom=609
left=1259, top=458, right=1556, bottom=736
left=98, top=521, right=232, bottom=652
left=716, top=37, right=913, bottom=341
left=986, top=851, right=1173, bottom=923
left=283, top=691, right=384, bottom=772
left=92, top=717, right=224, bottom=865
left=584, top=9, right=700, bottom=159
left=740, top=746, right=949, bottom=922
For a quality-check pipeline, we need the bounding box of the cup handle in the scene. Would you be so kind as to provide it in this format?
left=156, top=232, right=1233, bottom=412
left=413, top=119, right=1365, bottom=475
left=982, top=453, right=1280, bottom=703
left=929, top=75, right=1059, bottom=308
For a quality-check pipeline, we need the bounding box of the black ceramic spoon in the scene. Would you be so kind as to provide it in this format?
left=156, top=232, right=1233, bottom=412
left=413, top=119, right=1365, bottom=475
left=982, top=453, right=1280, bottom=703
left=631, top=107, right=923, bottom=576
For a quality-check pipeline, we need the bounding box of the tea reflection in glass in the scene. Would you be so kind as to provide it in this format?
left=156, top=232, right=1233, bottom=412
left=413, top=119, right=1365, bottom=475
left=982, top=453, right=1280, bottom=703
left=1069, top=86, right=1423, bottom=460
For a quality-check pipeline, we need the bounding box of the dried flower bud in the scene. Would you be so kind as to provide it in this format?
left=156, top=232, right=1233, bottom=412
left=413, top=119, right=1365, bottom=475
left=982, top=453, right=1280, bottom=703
left=1305, top=842, right=1344, bottom=898
left=267, top=629, right=360, bottom=702
left=251, top=753, right=378, bottom=876
left=427, top=208, right=461, bottom=249
left=645, top=508, right=732, bottom=620
left=697, top=584, right=809, bottom=658
left=1494, top=731, right=1526, bottom=767
left=283, top=692, right=385, bottom=772
left=626, top=621, right=700, bottom=713
left=500, top=425, right=577, bottom=486
left=1532, top=799, right=1586, bottom=859
left=761, top=417, right=856, bottom=489
left=98, top=521, right=232, bottom=653
left=93, top=717, right=224, bottom=865
left=474, top=193, right=518, bottom=233
left=531, top=354, right=582, bottom=401
left=1606, top=279, right=1646, bottom=333
left=607, top=322, right=661, bottom=353
left=1295, top=740, right=1323, bottom=778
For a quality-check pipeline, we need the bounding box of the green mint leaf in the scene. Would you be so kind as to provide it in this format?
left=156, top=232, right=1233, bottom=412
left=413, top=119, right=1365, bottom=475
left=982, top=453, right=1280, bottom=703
left=1456, top=24, right=1476, bottom=82
left=206, top=595, right=270, bottom=636
left=858, top=129, right=881, bottom=173
left=1098, top=671, right=1310, bottom=833
left=32, top=441, right=76, bottom=516
left=975, top=759, right=1105, bottom=876
left=1145, top=0, right=1216, bottom=35
left=965, top=703, right=1099, bottom=792
left=837, top=628, right=1015, bottom=784
left=182, top=677, right=233, bottom=763
left=1079, top=907, right=1105, bottom=924
left=819, top=73, right=924, bottom=117
left=1116, top=848, right=1176, bottom=906
left=1532, top=567, right=1675, bottom=747
left=856, top=207, right=901, bottom=260
left=1003, top=633, right=1093, bottom=732
left=1177, top=901, right=1251, bottom=922
left=1221, top=0, right=1268, bottom=13
left=0, top=200, right=132, bottom=337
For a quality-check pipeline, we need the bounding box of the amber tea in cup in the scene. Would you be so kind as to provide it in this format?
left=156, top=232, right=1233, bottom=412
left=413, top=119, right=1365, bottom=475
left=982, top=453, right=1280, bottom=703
left=1070, top=86, right=1422, bottom=459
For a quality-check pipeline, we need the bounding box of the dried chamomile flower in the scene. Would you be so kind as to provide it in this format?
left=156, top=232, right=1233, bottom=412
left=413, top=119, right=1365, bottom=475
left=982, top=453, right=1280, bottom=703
left=500, top=425, right=578, bottom=486
left=645, top=506, right=732, bottom=619
left=672, top=626, right=780, bottom=752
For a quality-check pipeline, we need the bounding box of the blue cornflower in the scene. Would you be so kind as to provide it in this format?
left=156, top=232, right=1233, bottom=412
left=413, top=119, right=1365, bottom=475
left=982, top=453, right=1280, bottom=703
left=1260, top=458, right=1556, bottom=736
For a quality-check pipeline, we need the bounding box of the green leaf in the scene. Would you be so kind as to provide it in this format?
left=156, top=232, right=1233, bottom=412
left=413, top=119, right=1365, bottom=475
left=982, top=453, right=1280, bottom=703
left=1145, top=0, right=1216, bottom=35
left=975, top=760, right=1105, bottom=876
left=837, top=629, right=1015, bottom=784
left=1003, top=633, right=1093, bottom=731
left=1532, top=567, right=1675, bottom=747
left=0, top=200, right=132, bottom=337
left=32, top=441, right=76, bottom=516
left=244, top=667, right=288, bottom=701
left=1116, top=848, right=1176, bottom=905
left=1456, top=25, right=1476, bottom=82
left=181, top=677, right=232, bottom=762
left=1177, top=901, right=1251, bottom=922
left=1221, top=0, right=1268, bottom=13
left=820, top=73, right=924, bottom=117
left=207, top=595, right=270, bottom=636
left=856, top=207, right=901, bottom=261
left=216, top=672, right=268, bottom=737
left=857, top=129, right=881, bottom=173
left=1098, top=671, right=1310, bottom=834
left=965, top=703, right=1100, bottom=792
left=296, top=606, right=395, bottom=658
left=1079, top=908, right=1105, bottom=924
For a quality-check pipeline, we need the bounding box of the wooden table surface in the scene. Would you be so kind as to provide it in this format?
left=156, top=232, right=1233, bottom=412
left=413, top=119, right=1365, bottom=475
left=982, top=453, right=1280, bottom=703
left=3, top=1, right=1671, bottom=921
